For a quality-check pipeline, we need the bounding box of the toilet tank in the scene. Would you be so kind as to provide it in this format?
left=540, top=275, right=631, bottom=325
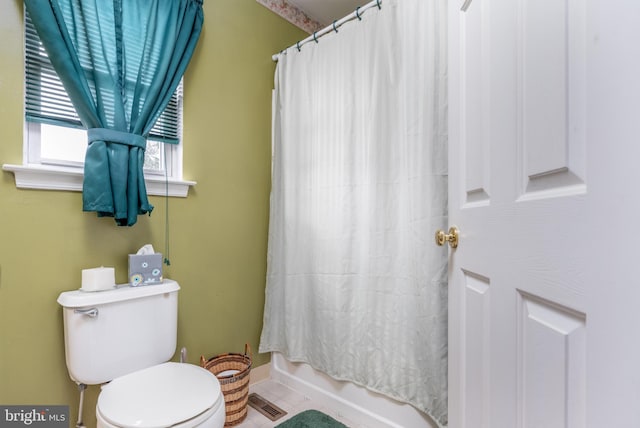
left=57, top=280, right=180, bottom=385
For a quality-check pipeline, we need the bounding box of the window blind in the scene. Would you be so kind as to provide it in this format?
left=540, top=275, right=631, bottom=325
left=24, top=10, right=181, bottom=144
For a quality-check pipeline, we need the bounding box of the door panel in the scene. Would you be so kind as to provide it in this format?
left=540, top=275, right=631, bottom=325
left=517, top=0, right=587, bottom=198
left=517, top=292, right=586, bottom=428
left=462, top=272, right=490, bottom=428
left=461, top=0, right=490, bottom=205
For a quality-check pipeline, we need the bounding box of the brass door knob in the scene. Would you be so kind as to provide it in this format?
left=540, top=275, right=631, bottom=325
left=435, top=226, right=459, bottom=249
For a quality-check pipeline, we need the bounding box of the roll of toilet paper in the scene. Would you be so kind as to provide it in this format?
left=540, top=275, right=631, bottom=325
left=81, top=267, right=116, bottom=292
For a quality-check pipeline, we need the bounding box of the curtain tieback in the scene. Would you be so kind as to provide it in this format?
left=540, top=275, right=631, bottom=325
left=88, top=128, right=147, bottom=150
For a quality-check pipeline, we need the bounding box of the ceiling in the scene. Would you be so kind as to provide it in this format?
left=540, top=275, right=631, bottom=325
left=286, top=0, right=368, bottom=27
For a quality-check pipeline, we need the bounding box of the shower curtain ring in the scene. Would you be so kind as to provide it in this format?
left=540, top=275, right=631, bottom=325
left=376, top=0, right=382, bottom=9
left=356, top=6, right=362, bottom=20
left=313, top=32, right=318, bottom=43
left=296, top=41, right=301, bottom=52
left=333, top=20, right=339, bottom=33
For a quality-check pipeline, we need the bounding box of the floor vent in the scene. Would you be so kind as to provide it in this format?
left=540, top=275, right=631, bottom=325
left=248, top=392, right=288, bottom=421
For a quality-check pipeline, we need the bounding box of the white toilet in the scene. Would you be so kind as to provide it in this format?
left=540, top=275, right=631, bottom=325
left=57, top=279, right=226, bottom=428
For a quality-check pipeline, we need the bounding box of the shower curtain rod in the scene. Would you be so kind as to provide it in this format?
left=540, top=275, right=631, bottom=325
left=271, top=0, right=382, bottom=62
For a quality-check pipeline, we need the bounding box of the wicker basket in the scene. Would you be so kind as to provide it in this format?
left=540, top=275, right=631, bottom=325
left=200, top=344, right=252, bottom=426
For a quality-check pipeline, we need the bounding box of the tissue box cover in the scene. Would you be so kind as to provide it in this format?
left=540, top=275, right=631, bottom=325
left=128, top=254, right=163, bottom=286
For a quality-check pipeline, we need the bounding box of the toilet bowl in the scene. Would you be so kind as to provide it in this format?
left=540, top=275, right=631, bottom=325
left=57, top=280, right=225, bottom=428
left=96, top=363, right=225, bottom=428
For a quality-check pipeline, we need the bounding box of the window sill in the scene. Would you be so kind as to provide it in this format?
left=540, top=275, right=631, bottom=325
left=2, top=164, right=196, bottom=197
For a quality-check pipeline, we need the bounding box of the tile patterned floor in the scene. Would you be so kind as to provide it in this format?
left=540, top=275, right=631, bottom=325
left=236, top=379, right=362, bottom=428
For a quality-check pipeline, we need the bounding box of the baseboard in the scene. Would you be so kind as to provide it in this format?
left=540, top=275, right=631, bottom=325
left=250, top=362, right=271, bottom=385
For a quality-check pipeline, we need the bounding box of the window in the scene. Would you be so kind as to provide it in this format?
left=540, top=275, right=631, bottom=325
left=3, top=9, right=194, bottom=197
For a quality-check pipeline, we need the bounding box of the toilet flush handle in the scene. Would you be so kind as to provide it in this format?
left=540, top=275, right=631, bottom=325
left=74, top=308, right=98, bottom=318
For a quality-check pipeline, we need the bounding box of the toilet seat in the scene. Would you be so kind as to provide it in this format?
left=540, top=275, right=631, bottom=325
left=97, top=362, right=223, bottom=428
left=97, top=403, right=219, bottom=428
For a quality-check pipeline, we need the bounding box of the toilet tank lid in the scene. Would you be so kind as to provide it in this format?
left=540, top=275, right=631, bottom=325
left=57, top=279, right=179, bottom=308
left=97, top=362, right=222, bottom=428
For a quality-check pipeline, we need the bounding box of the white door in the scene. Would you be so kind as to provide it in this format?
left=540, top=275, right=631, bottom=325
left=447, top=0, right=640, bottom=427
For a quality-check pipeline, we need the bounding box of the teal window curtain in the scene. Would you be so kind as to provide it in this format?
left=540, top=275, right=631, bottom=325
left=24, top=0, right=203, bottom=226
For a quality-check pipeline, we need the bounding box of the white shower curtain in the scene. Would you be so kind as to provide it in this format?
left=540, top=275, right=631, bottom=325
left=259, top=0, right=448, bottom=425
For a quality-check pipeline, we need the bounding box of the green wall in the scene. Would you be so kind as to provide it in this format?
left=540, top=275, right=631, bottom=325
left=0, top=0, right=305, bottom=424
